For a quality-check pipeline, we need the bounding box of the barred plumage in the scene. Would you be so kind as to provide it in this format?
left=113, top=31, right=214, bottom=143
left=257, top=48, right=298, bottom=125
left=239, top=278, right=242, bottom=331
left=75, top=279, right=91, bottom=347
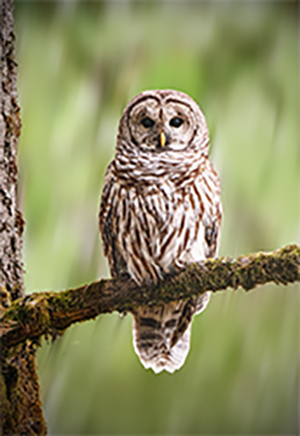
left=99, top=90, right=222, bottom=373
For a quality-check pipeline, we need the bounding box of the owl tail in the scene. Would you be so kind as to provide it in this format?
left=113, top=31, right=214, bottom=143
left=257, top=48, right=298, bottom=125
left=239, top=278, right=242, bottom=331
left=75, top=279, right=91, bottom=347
left=132, top=292, right=210, bottom=374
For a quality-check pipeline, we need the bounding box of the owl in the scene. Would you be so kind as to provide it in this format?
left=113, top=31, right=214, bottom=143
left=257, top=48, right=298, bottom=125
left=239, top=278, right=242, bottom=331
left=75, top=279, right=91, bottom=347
left=99, top=90, right=222, bottom=373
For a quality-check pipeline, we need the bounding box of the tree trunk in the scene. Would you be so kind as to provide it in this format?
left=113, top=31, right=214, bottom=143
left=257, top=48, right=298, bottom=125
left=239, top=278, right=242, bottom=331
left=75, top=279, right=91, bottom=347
left=0, top=0, right=47, bottom=434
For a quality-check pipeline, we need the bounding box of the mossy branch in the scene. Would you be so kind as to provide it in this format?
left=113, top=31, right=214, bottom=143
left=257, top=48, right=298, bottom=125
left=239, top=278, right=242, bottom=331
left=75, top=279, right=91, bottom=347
left=1, top=244, right=299, bottom=350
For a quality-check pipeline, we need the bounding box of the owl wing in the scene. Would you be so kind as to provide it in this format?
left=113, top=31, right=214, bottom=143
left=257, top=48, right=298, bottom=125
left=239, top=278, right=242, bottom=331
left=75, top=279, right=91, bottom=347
left=203, top=160, right=222, bottom=259
left=204, top=211, right=222, bottom=258
left=99, top=163, right=128, bottom=278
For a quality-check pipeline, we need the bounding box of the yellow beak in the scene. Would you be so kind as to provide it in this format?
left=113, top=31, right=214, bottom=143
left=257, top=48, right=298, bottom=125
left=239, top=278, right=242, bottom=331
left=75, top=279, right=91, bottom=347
left=160, top=131, right=166, bottom=147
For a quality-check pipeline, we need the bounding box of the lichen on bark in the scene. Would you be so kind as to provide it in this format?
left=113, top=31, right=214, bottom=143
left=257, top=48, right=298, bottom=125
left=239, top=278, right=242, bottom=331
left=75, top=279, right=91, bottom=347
left=1, top=244, right=299, bottom=351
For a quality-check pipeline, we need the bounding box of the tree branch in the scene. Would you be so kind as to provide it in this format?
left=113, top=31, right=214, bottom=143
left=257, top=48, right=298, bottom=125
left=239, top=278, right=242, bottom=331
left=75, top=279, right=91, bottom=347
left=1, top=244, right=299, bottom=350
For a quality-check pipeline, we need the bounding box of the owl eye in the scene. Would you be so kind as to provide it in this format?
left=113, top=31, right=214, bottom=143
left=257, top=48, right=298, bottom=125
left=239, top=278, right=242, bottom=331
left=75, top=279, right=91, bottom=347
left=170, top=117, right=184, bottom=128
left=141, top=117, right=155, bottom=128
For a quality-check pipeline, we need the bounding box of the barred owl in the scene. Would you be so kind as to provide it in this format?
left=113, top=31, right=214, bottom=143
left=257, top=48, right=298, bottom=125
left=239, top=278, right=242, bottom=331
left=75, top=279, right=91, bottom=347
left=99, top=90, right=222, bottom=373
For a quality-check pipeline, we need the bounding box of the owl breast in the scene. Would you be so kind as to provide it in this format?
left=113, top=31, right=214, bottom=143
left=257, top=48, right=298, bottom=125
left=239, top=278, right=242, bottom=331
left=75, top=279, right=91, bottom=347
left=106, top=158, right=218, bottom=284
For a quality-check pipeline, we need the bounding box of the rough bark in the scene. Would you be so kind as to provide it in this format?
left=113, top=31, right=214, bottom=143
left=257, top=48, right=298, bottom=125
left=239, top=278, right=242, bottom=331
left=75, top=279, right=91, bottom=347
left=0, top=0, right=47, bottom=434
left=1, top=244, right=299, bottom=351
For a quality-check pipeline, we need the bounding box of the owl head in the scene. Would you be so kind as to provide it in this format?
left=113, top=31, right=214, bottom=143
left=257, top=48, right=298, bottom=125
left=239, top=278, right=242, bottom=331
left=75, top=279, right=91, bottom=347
left=117, top=90, right=209, bottom=156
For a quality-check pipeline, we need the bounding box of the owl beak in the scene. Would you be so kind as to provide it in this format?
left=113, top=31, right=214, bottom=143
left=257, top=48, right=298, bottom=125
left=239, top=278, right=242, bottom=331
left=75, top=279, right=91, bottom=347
left=160, top=131, right=166, bottom=148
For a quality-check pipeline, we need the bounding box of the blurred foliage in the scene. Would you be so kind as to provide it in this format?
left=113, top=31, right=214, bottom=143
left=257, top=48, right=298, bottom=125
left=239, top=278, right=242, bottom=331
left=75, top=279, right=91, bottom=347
left=15, top=1, right=299, bottom=434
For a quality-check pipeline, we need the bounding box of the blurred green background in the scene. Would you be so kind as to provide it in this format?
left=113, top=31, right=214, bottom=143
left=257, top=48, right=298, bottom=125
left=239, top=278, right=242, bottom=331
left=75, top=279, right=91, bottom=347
left=15, top=1, right=299, bottom=434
